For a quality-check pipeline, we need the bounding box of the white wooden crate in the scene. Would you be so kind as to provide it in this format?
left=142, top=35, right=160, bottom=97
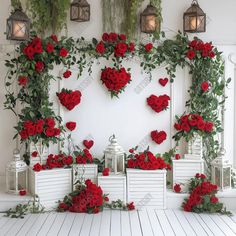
left=72, top=164, right=98, bottom=189
left=29, top=168, right=72, bottom=209
left=126, top=168, right=166, bottom=210
left=98, top=173, right=126, bottom=203
left=172, top=159, right=204, bottom=191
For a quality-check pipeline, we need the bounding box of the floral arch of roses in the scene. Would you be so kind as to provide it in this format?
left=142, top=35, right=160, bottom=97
left=4, top=31, right=229, bottom=172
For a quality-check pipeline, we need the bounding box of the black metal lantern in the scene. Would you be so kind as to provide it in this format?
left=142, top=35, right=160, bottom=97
left=183, top=0, right=206, bottom=33
left=6, top=7, right=30, bottom=41
left=70, top=0, right=90, bottom=22
left=140, top=4, right=159, bottom=33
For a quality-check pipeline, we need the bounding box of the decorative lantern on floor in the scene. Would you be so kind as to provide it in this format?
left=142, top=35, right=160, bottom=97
left=211, top=148, right=231, bottom=190
left=183, top=0, right=206, bottom=33
left=6, top=149, right=28, bottom=194
left=140, top=4, right=159, bottom=33
left=104, top=135, right=125, bottom=174
left=6, top=7, right=30, bottom=41
left=70, top=0, right=90, bottom=22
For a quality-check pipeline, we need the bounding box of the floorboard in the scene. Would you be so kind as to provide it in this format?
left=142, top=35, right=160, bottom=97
left=0, top=209, right=235, bottom=235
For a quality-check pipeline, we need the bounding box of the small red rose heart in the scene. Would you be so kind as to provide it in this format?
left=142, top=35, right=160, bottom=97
left=159, top=78, right=168, bottom=87
left=151, top=130, right=167, bottom=144
left=83, top=140, right=94, bottom=149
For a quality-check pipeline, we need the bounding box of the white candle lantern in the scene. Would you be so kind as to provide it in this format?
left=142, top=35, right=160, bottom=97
left=104, top=135, right=125, bottom=174
left=6, top=149, right=28, bottom=194
left=211, top=148, right=231, bottom=191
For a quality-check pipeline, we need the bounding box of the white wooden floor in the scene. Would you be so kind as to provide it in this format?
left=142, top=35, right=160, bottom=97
left=1, top=209, right=236, bottom=236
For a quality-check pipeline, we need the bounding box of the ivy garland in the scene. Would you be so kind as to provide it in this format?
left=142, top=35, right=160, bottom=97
left=4, top=31, right=228, bottom=174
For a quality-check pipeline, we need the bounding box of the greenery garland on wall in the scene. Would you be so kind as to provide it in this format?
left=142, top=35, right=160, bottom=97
left=4, top=31, right=228, bottom=175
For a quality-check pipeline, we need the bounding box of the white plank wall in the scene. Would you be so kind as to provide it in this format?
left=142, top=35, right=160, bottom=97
left=1, top=209, right=236, bottom=236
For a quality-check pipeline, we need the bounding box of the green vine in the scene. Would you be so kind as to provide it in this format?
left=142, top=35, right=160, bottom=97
left=11, top=0, right=22, bottom=10
left=26, top=0, right=70, bottom=35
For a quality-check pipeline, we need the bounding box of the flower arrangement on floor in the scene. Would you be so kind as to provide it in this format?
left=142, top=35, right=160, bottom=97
left=101, top=67, right=131, bottom=98
left=58, top=179, right=135, bottom=214
left=173, top=113, right=214, bottom=142
left=126, top=147, right=171, bottom=170
left=57, top=89, right=82, bottom=111
left=147, top=94, right=170, bottom=113
left=182, top=173, right=231, bottom=215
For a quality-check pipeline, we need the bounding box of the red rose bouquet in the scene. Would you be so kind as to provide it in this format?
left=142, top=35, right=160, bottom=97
left=101, top=67, right=131, bottom=98
left=58, top=179, right=135, bottom=214
left=74, top=148, right=94, bottom=164
left=173, top=113, right=214, bottom=142
left=57, top=89, right=82, bottom=110
left=18, top=117, right=62, bottom=144
left=147, top=94, right=170, bottom=113
left=182, top=173, right=231, bottom=215
left=186, top=39, right=216, bottom=60
left=126, top=147, right=170, bottom=170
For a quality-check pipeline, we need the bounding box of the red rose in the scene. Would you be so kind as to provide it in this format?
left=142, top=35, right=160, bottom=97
left=144, top=43, right=153, bottom=52
left=210, top=196, right=218, bottom=203
left=35, top=61, right=44, bottom=72
left=205, top=121, right=213, bottom=132
left=174, top=184, right=181, bottom=193
left=209, top=51, right=215, bottom=58
left=59, top=48, right=68, bottom=57
left=51, top=34, right=58, bottom=43
left=104, top=196, right=109, bottom=202
left=45, top=118, right=55, bottom=128
left=66, top=121, right=76, bottom=131
left=201, top=174, right=206, bottom=179
left=102, top=33, right=109, bottom=41
left=31, top=151, right=38, bottom=158
left=19, top=130, right=28, bottom=139
left=63, top=70, right=72, bottom=79
left=46, top=43, right=54, bottom=53
left=189, top=40, right=198, bottom=48
left=96, top=41, right=105, bottom=54
left=26, top=125, right=36, bottom=136
left=127, top=202, right=135, bottom=210
left=18, top=76, right=28, bottom=86
left=59, top=202, right=69, bottom=210
left=186, top=50, right=195, bottom=60
left=181, top=122, right=190, bottom=132
left=201, top=81, right=209, bottom=92
left=102, top=168, right=110, bottom=176
left=93, top=208, right=100, bottom=214
left=108, top=32, right=118, bottom=42
left=195, top=173, right=201, bottom=178
left=174, top=123, right=181, bottom=130
left=175, top=154, right=181, bottom=160
left=119, top=34, right=126, bottom=41
left=197, top=120, right=205, bottom=131
left=129, top=149, right=134, bottom=153
left=33, top=163, right=42, bottom=172
left=129, top=42, right=135, bottom=52
left=114, top=42, right=128, bottom=57
left=45, top=128, right=55, bottom=137
left=19, top=190, right=27, bottom=196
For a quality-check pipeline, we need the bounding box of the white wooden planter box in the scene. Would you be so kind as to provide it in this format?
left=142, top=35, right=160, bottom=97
left=29, top=168, right=72, bottom=209
left=126, top=168, right=166, bottom=210
left=172, top=159, right=204, bottom=192
left=98, top=173, right=126, bottom=203
left=73, top=164, right=98, bottom=189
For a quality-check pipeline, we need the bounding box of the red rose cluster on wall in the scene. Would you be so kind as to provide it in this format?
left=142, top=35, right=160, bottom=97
left=147, top=94, right=170, bottom=113
left=57, top=89, right=82, bottom=111
left=151, top=130, right=167, bottom=145
left=101, top=67, right=131, bottom=97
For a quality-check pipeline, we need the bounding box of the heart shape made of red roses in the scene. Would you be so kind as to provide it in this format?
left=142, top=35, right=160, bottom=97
left=147, top=94, right=170, bottom=113
left=159, top=78, right=168, bottom=87
left=151, top=130, right=167, bottom=144
left=83, top=140, right=94, bottom=149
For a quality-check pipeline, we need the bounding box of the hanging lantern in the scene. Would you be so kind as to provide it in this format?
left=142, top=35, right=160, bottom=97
left=6, top=7, right=30, bottom=41
left=140, top=4, right=160, bottom=34
left=183, top=0, right=206, bottom=33
left=104, top=135, right=125, bottom=174
left=211, top=148, right=231, bottom=191
left=6, top=149, right=28, bottom=194
left=70, top=0, right=90, bottom=22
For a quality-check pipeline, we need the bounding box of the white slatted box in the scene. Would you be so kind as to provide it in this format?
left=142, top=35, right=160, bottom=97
left=126, top=168, right=166, bottom=210
left=98, top=173, right=126, bottom=202
left=73, top=164, right=98, bottom=189
left=29, top=168, right=72, bottom=209
left=172, top=159, right=204, bottom=191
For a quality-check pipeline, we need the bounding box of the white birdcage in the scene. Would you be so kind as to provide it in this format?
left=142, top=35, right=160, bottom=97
left=6, top=149, right=28, bottom=194
left=104, top=135, right=125, bottom=174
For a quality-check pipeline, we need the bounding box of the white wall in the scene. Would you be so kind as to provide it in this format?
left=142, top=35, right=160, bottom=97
left=0, top=0, right=236, bottom=174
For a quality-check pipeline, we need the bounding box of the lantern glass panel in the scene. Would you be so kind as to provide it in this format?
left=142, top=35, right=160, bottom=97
left=106, top=155, right=114, bottom=172
left=117, top=154, right=124, bottom=172
left=79, top=6, right=90, bottom=21
left=12, top=20, right=27, bottom=38
left=215, top=167, right=221, bottom=187
left=141, top=15, right=158, bottom=33
left=184, top=15, right=205, bottom=32
left=223, top=167, right=231, bottom=188
left=8, top=172, right=16, bottom=191
left=18, top=171, right=27, bottom=190
left=71, top=6, right=79, bottom=20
